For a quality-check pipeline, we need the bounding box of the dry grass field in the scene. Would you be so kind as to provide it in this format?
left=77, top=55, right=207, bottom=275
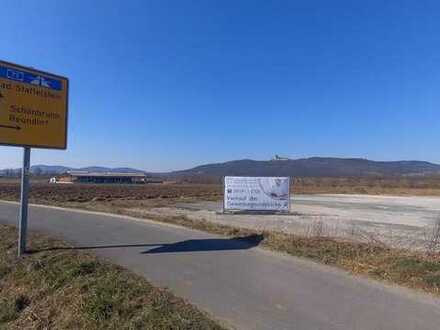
left=0, top=181, right=222, bottom=208
left=1, top=175, right=440, bottom=207
left=294, top=176, right=440, bottom=196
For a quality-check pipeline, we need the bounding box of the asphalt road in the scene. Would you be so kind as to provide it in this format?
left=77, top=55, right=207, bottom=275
left=1, top=201, right=440, bottom=330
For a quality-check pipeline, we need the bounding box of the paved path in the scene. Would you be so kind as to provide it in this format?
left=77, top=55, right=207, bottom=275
left=1, top=201, right=440, bottom=330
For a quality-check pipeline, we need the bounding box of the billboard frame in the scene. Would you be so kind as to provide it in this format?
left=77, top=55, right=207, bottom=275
left=222, top=176, right=291, bottom=214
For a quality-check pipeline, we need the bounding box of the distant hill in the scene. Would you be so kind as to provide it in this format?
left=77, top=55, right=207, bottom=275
left=2, top=157, right=440, bottom=178
left=0, top=165, right=146, bottom=176
left=30, top=165, right=71, bottom=174
left=168, top=157, right=440, bottom=178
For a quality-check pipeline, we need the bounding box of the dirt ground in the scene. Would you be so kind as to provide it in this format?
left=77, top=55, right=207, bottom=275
left=126, top=194, right=440, bottom=251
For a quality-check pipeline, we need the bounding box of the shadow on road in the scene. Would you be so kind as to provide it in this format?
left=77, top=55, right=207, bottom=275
left=28, top=234, right=264, bottom=255
left=142, top=234, right=264, bottom=254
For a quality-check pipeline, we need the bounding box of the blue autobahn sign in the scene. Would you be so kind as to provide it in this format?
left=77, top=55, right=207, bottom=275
left=0, top=65, right=62, bottom=91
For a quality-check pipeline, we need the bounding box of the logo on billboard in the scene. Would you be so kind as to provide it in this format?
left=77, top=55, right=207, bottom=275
left=258, top=177, right=289, bottom=200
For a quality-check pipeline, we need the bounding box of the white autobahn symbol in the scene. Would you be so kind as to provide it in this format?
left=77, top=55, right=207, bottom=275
left=30, top=76, right=51, bottom=88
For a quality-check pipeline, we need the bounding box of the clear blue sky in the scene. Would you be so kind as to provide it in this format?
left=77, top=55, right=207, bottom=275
left=1, top=0, right=439, bottom=171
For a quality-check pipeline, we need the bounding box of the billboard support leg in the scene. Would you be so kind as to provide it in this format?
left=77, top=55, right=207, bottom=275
left=18, top=147, right=31, bottom=257
left=222, top=176, right=225, bottom=214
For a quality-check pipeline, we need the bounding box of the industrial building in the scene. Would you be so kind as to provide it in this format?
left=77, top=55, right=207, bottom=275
left=51, top=171, right=162, bottom=184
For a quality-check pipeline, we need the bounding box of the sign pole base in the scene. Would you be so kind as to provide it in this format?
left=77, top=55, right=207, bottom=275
left=18, top=147, right=31, bottom=257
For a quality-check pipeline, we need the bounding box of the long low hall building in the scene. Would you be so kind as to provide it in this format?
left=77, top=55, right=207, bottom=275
left=53, top=171, right=155, bottom=184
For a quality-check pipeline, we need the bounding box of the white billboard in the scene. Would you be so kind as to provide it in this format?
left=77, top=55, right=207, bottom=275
left=224, top=176, right=290, bottom=212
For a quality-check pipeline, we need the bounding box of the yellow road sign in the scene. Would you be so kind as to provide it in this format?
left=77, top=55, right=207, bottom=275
left=0, top=60, right=69, bottom=149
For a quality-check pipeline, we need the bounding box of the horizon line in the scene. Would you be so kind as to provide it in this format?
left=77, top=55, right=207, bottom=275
left=2, top=156, right=439, bottom=173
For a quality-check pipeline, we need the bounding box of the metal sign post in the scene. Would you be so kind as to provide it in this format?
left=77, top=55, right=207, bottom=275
left=18, top=147, right=31, bottom=257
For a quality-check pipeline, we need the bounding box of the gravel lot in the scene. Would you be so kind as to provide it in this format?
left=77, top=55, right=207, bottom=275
left=136, top=194, right=440, bottom=250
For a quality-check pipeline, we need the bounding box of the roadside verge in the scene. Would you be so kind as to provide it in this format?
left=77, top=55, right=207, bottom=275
left=0, top=223, right=225, bottom=329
